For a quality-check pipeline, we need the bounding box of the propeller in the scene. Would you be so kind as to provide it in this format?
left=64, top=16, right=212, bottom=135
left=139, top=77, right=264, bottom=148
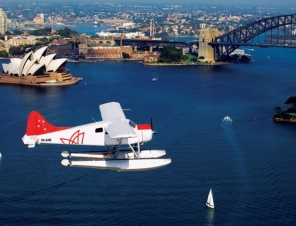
left=151, top=117, right=157, bottom=142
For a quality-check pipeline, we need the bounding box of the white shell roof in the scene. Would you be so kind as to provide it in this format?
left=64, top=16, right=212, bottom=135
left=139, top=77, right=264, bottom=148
left=1, top=46, right=68, bottom=76
left=19, top=52, right=32, bottom=76
left=10, top=58, right=22, bottom=65
left=33, top=46, right=48, bottom=62
left=40, top=54, right=56, bottom=69
left=2, top=63, right=9, bottom=73
left=22, top=58, right=38, bottom=76
left=47, top=58, right=67, bottom=72
left=28, top=63, right=46, bottom=75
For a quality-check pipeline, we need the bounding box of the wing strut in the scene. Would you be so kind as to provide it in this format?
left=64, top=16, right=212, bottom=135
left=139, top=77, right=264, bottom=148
left=128, top=143, right=139, bottom=158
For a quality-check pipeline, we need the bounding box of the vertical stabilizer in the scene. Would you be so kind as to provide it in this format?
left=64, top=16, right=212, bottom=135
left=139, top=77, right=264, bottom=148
left=26, top=111, right=70, bottom=136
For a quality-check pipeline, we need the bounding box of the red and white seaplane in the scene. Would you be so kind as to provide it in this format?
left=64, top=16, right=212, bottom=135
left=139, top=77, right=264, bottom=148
left=22, top=102, right=171, bottom=172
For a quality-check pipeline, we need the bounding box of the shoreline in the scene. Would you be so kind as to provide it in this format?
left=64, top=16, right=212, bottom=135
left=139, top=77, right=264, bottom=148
left=272, top=117, right=296, bottom=123
left=0, top=73, right=83, bottom=87
left=143, top=62, right=230, bottom=66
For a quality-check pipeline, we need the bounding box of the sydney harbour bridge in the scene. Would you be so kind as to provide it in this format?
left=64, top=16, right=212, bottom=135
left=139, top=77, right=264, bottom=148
left=114, top=13, right=296, bottom=62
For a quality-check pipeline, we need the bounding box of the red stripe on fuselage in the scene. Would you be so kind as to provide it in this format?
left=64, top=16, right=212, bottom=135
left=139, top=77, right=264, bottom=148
left=137, top=124, right=151, bottom=130
left=26, top=111, right=70, bottom=136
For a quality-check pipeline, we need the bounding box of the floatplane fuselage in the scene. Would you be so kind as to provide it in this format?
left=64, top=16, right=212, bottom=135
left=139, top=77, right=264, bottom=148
left=22, top=102, right=171, bottom=171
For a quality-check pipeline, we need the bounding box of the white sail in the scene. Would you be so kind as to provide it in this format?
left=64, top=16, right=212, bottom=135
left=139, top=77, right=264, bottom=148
left=206, top=189, right=214, bottom=208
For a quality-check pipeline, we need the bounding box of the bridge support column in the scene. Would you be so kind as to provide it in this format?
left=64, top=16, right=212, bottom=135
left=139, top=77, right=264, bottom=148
left=198, top=28, right=219, bottom=62
left=149, top=46, right=153, bottom=53
left=133, top=46, right=137, bottom=52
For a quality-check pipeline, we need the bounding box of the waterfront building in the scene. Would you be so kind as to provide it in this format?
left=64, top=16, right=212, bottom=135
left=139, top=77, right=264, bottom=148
left=86, top=46, right=122, bottom=59
left=1, top=46, right=82, bottom=86
left=0, top=8, right=8, bottom=35
left=78, top=44, right=133, bottom=60
left=0, top=36, right=10, bottom=53
left=48, top=42, right=78, bottom=56
left=8, top=36, right=37, bottom=46
left=143, top=53, right=159, bottom=63
left=0, top=42, right=6, bottom=52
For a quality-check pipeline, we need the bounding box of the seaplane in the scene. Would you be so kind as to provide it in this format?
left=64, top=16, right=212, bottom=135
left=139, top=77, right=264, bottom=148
left=22, top=102, right=171, bottom=172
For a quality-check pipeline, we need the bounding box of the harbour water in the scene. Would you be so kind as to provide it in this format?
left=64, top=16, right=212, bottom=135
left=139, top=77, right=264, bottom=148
left=0, top=46, right=296, bottom=225
left=52, top=23, right=113, bottom=35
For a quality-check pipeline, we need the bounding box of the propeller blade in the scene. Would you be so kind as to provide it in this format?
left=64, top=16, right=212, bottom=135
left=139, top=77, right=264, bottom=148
left=151, top=117, right=156, bottom=134
left=150, top=117, right=153, bottom=130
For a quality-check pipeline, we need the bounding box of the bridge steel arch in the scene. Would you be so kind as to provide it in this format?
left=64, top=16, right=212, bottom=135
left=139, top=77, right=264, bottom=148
left=211, top=14, right=296, bottom=62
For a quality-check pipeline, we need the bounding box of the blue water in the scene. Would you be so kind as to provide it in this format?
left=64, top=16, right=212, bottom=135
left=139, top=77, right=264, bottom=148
left=53, top=23, right=113, bottom=35
left=1, top=47, right=296, bottom=225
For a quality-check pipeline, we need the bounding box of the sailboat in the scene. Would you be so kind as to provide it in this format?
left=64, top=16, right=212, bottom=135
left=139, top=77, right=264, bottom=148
left=206, top=189, right=214, bottom=208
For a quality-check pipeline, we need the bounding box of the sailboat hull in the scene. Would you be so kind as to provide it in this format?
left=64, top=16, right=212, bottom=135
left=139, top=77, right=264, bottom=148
left=206, top=203, right=214, bottom=209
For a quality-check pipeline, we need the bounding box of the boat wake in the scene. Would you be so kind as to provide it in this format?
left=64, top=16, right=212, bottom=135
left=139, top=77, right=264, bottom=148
left=223, top=115, right=232, bottom=123
left=221, top=116, right=247, bottom=179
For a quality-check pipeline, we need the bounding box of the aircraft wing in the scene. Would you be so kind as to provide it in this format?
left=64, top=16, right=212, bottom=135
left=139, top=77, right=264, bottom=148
left=106, top=121, right=136, bottom=138
left=100, top=102, right=136, bottom=138
left=100, top=102, right=126, bottom=122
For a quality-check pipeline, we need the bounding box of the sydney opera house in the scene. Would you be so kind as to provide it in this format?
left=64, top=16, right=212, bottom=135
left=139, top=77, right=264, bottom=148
left=1, top=46, right=82, bottom=86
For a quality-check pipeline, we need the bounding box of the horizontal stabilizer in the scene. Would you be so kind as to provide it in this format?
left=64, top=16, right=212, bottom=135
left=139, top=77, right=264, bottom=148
left=28, top=136, right=38, bottom=148
left=22, top=135, right=39, bottom=148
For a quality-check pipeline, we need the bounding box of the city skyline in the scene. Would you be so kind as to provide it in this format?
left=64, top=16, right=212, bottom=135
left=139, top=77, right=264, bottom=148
left=1, top=0, right=296, bottom=8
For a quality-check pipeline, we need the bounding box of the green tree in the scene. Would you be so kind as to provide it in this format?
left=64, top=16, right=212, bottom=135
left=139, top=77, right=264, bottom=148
left=8, top=30, right=22, bottom=35
left=155, top=31, right=169, bottom=38
left=9, top=46, right=23, bottom=55
left=181, top=55, right=188, bottom=61
left=56, top=27, right=78, bottom=38
left=159, top=46, right=182, bottom=62
left=31, top=27, right=52, bottom=36
left=4, top=31, right=13, bottom=35
left=0, top=50, right=8, bottom=57
left=122, top=52, right=130, bottom=59
left=191, top=56, right=197, bottom=62
left=36, top=37, right=49, bottom=45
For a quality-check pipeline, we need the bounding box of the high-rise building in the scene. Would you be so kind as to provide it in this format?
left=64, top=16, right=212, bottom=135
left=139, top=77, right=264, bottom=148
left=33, top=13, right=44, bottom=24
left=0, top=8, right=8, bottom=35
left=40, top=13, right=44, bottom=24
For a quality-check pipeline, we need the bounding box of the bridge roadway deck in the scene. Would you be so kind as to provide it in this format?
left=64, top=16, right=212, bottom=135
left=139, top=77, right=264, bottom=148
left=114, top=39, right=198, bottom=49
left=115, top=39, right=296, bottom=50
left=209, top=42, right=296, bottom=48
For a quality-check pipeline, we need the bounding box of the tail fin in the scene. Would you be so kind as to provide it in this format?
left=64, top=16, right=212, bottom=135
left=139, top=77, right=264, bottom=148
left=26, top=111, right=70, bottom=136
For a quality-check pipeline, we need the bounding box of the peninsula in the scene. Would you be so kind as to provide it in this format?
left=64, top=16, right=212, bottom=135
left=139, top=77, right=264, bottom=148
left=272, top=97, right=296, bottom=122
left=1, top=46, right=82, bottom=86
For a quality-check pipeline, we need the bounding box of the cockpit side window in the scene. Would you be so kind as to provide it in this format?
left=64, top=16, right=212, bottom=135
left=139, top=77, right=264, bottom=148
left=95, top=128, right=103, bottom=133
left=129, top=120, right=136, bottom=128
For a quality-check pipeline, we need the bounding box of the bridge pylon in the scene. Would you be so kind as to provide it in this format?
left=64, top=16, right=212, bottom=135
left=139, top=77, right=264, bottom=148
left=198, top=28, right=219, bottom=62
